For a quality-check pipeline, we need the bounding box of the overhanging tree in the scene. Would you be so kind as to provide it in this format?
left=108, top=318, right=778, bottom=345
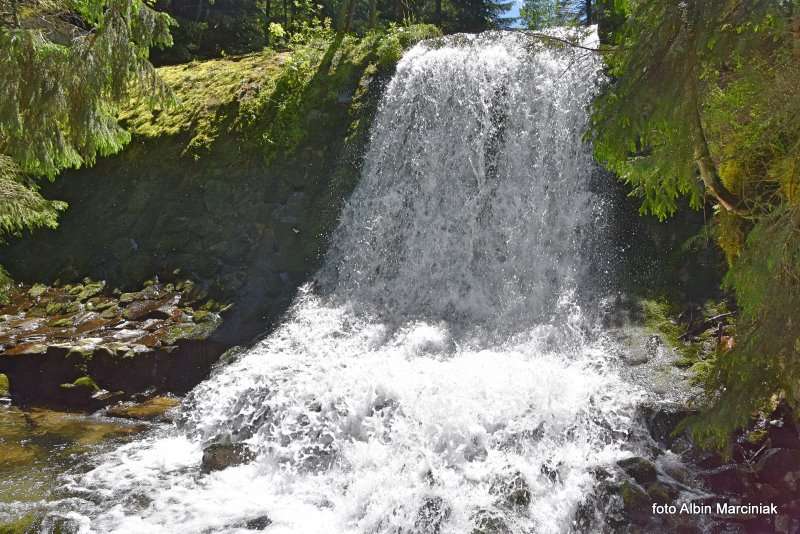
left=591, top=0, right=787, bottom=219
left=592, top=0, right=800, bottom=449
left=0, top=0, right=173, bottom=242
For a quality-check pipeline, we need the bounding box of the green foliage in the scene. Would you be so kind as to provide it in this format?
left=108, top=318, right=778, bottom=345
left=0, top=156, right=67, bottom=239
left=591, top=0, right=788, bottom=219
left=240, top=23, right=440, bottom=162
left=690, top=208, right=800, bottom=450
left=520, top=0, right=592, bottom=30
left=150, top=0, right=508, bottom=66
left=374, top=23, right=441, bottom=67
left=594, top=0, right=800, bottom=447
left=150, top=0, right=265, bottom=63
left=0, top=0, right=173, bottom=241
left=1, top=0, right=174, bottom=179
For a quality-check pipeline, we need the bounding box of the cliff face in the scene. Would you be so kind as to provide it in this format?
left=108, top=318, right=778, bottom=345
left=1, top=27, right=440, bottom=345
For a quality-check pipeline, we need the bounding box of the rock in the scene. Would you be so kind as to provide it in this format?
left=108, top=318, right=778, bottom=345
left=415, top=496, right=450, bottom=534
left=490, top=471, right=531, bottom=510
left=702, top=464, right=754, bottom=494
left=45, top=302, right=68, bottom=315
left=76, top=281, right=106, bottom=301
left=123, top=298, right=172, bottom=320
left=0, top=373, right=9, bottom=397
left=775, top=514, right=800, bottom=534
left=471, top=509, right=511, bottom=534
left=645, top=481, right=679, bottom=503
left=27, top=284, right=47, bottom=299
left=0, top=280, right=226, bottom=409
left=617, top=456, right=658, bottom=485
left=201, top=442, right=256, bottom=472
left=243, top=515, right=272, bottom=530
left=767, top=402, right=800, bottom=449
left=48, top=317, right=74, bottom=328
left=618, top=480, right=651, bottom=525
left=754, top=448, right=800, bottom=492
left=637, top=403, right=696, bottom=448
left=106, top=396, right=181, bottom=422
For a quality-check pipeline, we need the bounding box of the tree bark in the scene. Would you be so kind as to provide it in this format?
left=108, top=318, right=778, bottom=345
left=369, top=0, right=378, bottom=27
left=264, top=0, right=271, bottom=46
left=337, top=0, right=357, bottom=33
left=688, top=89, right=745, bottom=214
left=10, top=0, right=20, bottom=27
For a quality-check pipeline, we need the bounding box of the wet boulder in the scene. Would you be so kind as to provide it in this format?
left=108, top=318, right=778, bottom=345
left=471, top=509, right=511, bottom=534
left=414, top=496, right=451, bottom=534
left=701, top=464, right=755, bottom=495
left=201, top=442, right=256, bottom=472
left=0, top=373, right=9, bottom=397
left=754, top=448, right=800, bottom=493
left=105, top=395, right=181, bottom=422
left=490, top=471, right=531, bottom=510
left=617, top=480, right=651, bottom=525
left=243, top=515, right=272, bottom=530
left=617, top=456, right=657, bottom=485
left=637, top=403, right=697, bottom=449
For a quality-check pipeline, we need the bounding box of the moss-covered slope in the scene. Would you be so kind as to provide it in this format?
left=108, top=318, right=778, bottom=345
left=1, top=26, right=440, bottom=343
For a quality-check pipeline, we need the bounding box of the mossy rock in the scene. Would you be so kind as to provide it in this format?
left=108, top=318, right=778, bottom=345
left=163, top=318, right=220, bottom=344
left=0, top=512, right=43, bottom=534
left=47, top=317, right=74, bottom=328
left=100, top=305, right=121, bottom=319
left=60, top=376, right=99, bottom=392
left=0, top=373, right=10, bottom=397
left=27, top=284, right=47, bottom=299
left=76, top=281, right=105, bottom=301
left=45, top=302, right=68, bottom=315
left=619, top=480, right=651, bottom=524
left=106, top=396, right=181, bottom=421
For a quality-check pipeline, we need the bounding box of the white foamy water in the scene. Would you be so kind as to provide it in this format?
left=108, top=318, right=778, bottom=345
left=51, top=30, right=641, bottom=533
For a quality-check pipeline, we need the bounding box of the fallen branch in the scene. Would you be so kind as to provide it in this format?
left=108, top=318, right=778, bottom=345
left=679, top=311, right=736, bottom=340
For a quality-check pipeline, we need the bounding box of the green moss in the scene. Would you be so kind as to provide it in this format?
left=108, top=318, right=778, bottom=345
left=27, top=283, right=47, bottom=299
left=641, top=299, right=685, bottom=347
left=119, top=51, right=289, bottom=150
left=0, top=513, right=42, bottom=534
left=619, top=480, right=649, bottom=510
left=118, top=24, right=440, bottom=164
left=0, top=373, right=9, bottom=397
left=60, top=376, right=99, bottom=392
left=47, top=317, right=73, bottom=328
left=45, top=302, right=67, bottom=315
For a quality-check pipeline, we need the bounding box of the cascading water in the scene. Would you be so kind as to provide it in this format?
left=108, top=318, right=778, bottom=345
left=54, top=30, right=643, bottom=533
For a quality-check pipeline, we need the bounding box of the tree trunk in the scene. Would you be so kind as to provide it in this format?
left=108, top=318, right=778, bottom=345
left=337, top=0, right=357, bottom=33
left=584, top=0, right=592, bottom=25
left=687, top=88, right=744, bottom=214
left=264, top=0, right=271, bottom=46
left=10, top=0, right=20, bottom=27
left=369, top=0, right=378, bottom=27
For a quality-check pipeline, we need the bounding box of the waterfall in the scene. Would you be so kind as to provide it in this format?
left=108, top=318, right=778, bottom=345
left=60, top=30, right=641, bottom=533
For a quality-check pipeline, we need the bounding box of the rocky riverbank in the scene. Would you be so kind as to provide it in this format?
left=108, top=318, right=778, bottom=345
left=0, top=278, right=226, bottom=410
left=586, top=303, right=800, bottom=533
